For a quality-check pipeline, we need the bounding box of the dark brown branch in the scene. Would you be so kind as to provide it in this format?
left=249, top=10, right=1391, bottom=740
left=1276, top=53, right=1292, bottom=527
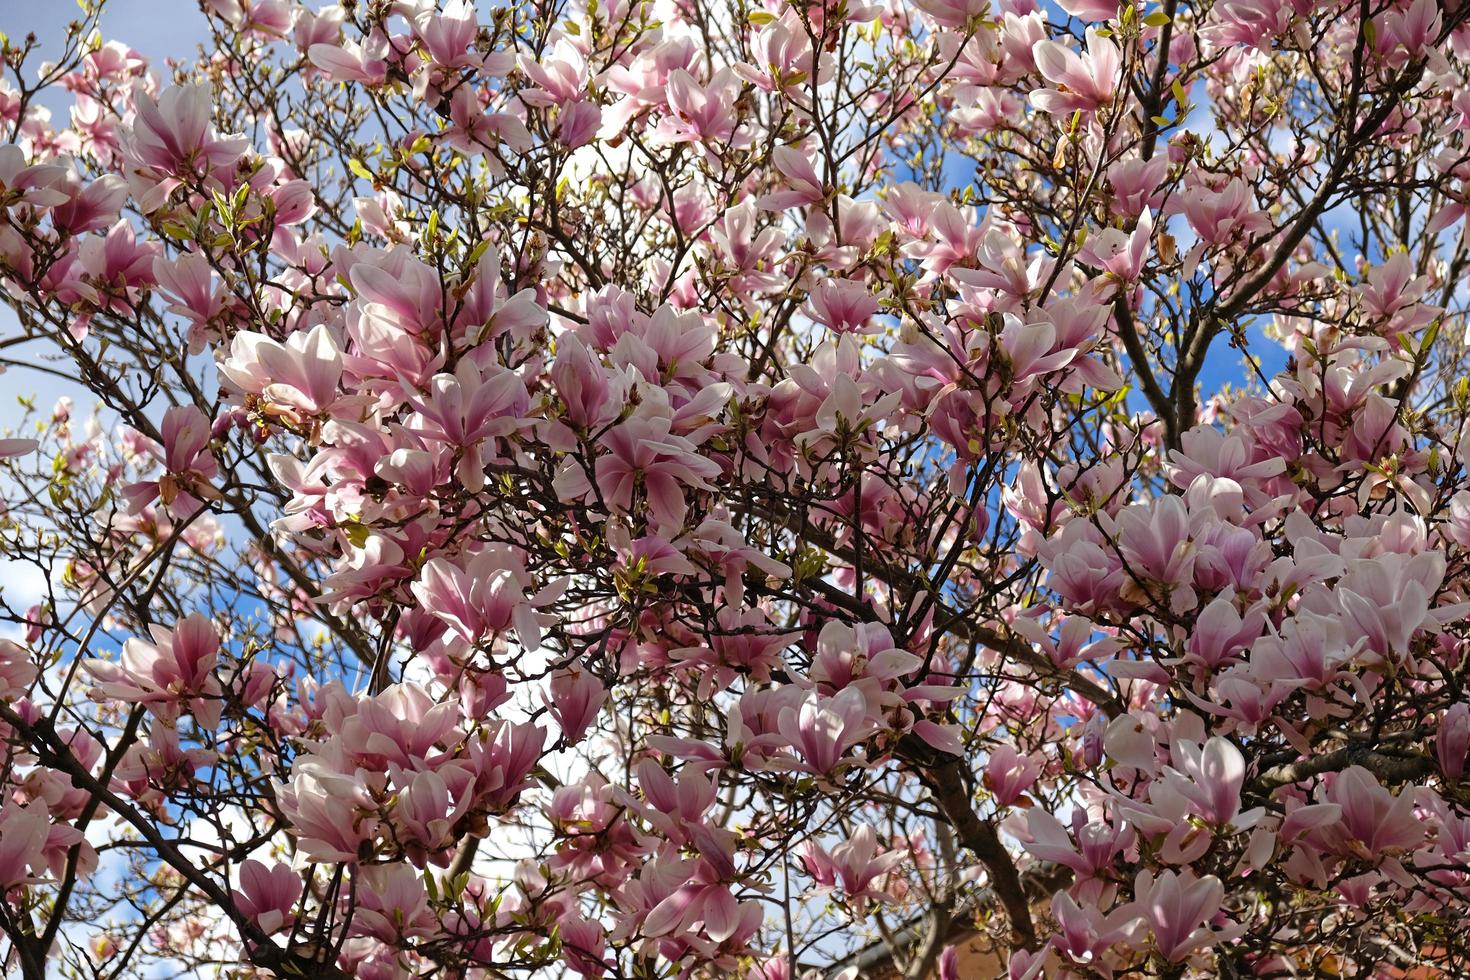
left=897, top=733, right=1037, bottom=952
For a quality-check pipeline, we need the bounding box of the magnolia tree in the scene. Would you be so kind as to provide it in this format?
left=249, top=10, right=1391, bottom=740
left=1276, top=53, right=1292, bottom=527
left=4, top=0, right=1470, bottom=976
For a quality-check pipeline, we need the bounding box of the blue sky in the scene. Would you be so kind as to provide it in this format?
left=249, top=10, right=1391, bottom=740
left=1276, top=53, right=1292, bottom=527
left=0, top=0, right=1301, bottom=628
left=0, top=0, right=210, bottom=419
left=0, top=0, right=1288, bottom=449
left=0, top=2, right=212, bottom=613
left=2, top=1, right=207, bottom=64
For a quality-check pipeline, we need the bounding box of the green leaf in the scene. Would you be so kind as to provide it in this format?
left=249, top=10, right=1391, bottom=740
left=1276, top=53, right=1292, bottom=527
left=1143, top=10, right=1171, bottom=26
left=347, top=158, right=374, bottom=181
left=1420, top=318, right=1442, bottom=357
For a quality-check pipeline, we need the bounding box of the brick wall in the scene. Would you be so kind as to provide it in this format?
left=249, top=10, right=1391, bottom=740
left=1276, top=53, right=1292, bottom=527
left=856, top=929, right=1005, bottom=980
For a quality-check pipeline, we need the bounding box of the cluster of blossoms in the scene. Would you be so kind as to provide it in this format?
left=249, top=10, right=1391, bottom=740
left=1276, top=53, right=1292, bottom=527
left=2, top=0, right=1470, bottom=977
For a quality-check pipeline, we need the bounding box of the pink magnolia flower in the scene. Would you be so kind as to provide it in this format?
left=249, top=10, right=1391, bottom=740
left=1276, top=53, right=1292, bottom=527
left=1202, top=0, right=1295, bottom=48
left=218, top=324, right=343, bottom=425
left=1057, top=0, right=1119, bottom=19
left=518, top=40, right=590, bottom=107
left=550, top=333, right=617, bottom=430
left=373, top=446, right=446, bottom=498
left=153, top=252, right=228, bottom=330
left=642, top=874, right=762, bottom=951
left=777, top=687, right=875, bottom=776
left=546, top=664, right=606, bottom=744
left=1008, top=614, right=1119, bottom=671
left=1336, top=551, right=1444, bottom=662
left=1103, top=711, right=1158, bottom=770
left=649, top=689, right=800, bottom=772
left=1252, top=609, right=1353, bottom=689
left=1381, top=0, right=1440, bottom=60
left=557, top=416, right=722, bottom=531
left=83, top=613, right=224, bottom=726
left=1440, top=703, right=1470, bottom=780
left=440, top=85, right=534, bottom=159
left=808, top=278, right=881, bottom=334
left=1162, top=736, right=1257, bottom=828
left=1079, top=210, right=1153, bottom=291
left=1040, top=521, right=1128, bottom=615
left=1023, top=809, right=1134, bottom=881
left=122, top=405, right=220, bottom=518
left=414, top=0, right=482, bottom=69
left=658, top=68, right=741, bottom=145
left=556, top=100, right=602, bottom=149
left=1131, top=869, right=1234, bottom=963
left=277, top=762, right=378, bottom=864
left=1168, top=426, right=1289, bottom=501
left=1106, top=156, right=1167, bottom=217
left=307, top=36, right=388, bottom=85
left=388, top=765, right=473, bottom=865
left=0, top=639, right=37, bottom=700
left=1114, top=494, right=1197, bottom=612
left=560, top=914, right=611, bottom=976
left=121, top=83, right=248, bottom=191
left=352, top=863, right=436, bottom=941
left=634, top=760, right=717, bottom=843
left=984, top=744, right=1041, bottom=807
left=232, top=860, right=301, bottom=934
left=903, top=200, right=984, bottom=279
left=336, top=684, right=463, bottom=772
left=1183, top=595, right=1265, bottom=671
left=408, top=360, right=530, bottom=492
left=937, top=945, right=959, bottom=980
left=911, top=0, right=990, bottom=28
left=1030, top=29, right=1120, bottom=114
left=1322, top=766, right=1424, bottom=857
left=1183, top=177, right=1272, bottom=247
left=411, top=546, right=559, bottom=652
left=467, top=720, right=546, bottom=813
left=999, top=314, right=1082, bottom=388
left=706, top=200, right=787, bottom=295
left=1357, top=252, right=1436, bottom=336
left=78, top=220, right=160, bottom=306
left=0, top=438, right=38, bottom=459
left=0, top=801, right=57, bottom=889
left=757, top=146, right=826, bottom=210
left=733, top=12, right=827, bottom=94
left=267, top=178, right=315, bottom=225
left=1051, top=891, right=1142, bottom=965
left=0, top=148, right=71, bottom=216
left=1279, top=801, right=1344, bottom=844
left=348, top=248, right=445, bottom=337
left=798, top=824, right=903, bottom=906
left=807, top=620, right=923, bottom=703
